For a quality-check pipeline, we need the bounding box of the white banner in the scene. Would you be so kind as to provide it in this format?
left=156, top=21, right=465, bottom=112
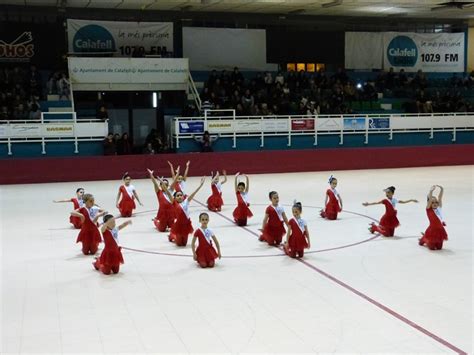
left=383, top=32, right=465, bottom=72
left=1, top=123, right=75, bottom=138
left=69, top=57, right=188, bottom=84
left=67, top=19, right=173, bottom=55
left=206, top=119, right=289, bottom=134
left=345, top=32, right=383, bottom=70
left=345, top=32, right=465, bottom=72
left=183, top=27, right=276, bottom=71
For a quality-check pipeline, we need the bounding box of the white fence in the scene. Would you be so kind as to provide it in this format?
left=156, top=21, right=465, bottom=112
left=172, top=111, right=474, bottom=149
left=0, top=112, right=108, bottom=155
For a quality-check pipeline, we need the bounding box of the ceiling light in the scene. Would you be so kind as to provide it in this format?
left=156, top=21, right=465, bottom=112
left=322, top=0, right=343, bottom=8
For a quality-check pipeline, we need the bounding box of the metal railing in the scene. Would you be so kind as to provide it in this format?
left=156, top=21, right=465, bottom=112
left=188, top=72, right=202, bottom=111
left=171, top=112, right=474, bottom=149
left=0, top=112, right=108, bottom=156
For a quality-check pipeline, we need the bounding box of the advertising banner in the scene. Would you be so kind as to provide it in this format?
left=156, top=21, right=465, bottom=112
left=383, top=32, right=464, bottom=72
left=67, top=19, right=173, bottom=55
left=292, top=119, right=315, bottom=131
left=3, top=123, right=75, bottom=138
left=206, top=119, right=289, bottom=134
left=0, top=22, right=66, bottom=66
left=345, top=32, right=465, bottom=72
left=178, top=121, right=204, bottom=134
left=343, top=118, right=366, bottom=130
left=368, top=117, right=390, bottom=129
left=69, top=57, right=188, bottom=84
left=316, top=117, right=342, bottom=131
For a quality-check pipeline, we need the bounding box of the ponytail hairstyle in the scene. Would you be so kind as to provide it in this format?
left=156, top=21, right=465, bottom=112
left=103, top=214, right=114, bottom=224
left=328, top=175, right=337, bottom=184
left=384, top=186, right=396, bottom=194
left=122, top=172, right=131, bottom=180
left=292, top=200, right=302, bottom=212
left=269, top=191, right=278, bottom=199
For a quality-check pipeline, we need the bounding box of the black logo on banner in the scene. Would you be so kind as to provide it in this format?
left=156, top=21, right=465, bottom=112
left=0, top=32, right=35, bottom=61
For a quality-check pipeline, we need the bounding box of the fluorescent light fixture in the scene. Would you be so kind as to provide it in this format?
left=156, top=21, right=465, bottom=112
left=152, top=92, right=157, bottom=108
left=322, top=0, right=343, bottom=8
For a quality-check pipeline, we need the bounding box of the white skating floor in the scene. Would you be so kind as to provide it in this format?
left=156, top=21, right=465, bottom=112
left=1, top=165, right=472, bottom=354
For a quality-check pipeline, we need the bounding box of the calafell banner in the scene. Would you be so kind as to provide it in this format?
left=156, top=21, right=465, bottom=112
left=0, top=22, right=66, bottom=67
left=67, top=19, right=173, bottom=56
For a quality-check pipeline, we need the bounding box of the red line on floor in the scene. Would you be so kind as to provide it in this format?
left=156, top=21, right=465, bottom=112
left=195, top=200, right=467, bottom=355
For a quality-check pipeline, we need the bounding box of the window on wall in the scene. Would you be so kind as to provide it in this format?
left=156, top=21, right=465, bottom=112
left=286, top=63, right=325, bottom=72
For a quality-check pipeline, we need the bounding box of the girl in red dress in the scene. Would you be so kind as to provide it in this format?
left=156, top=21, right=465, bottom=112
left=259, top=191, right=289, bottom=246
left=419, top=185, right=448, bottom=250
left=191, top=212, right=222, bottom=268
left=93, top=215, right=132, bottom=275
left=233, top=173, right=253, bottom=226
left=53, top=187, right=85, bottom=228
left=363, top=186, right=418, bottom=237
left=70, top=193, right=106, bottom=255
left=167, top=176, right=206, bottom=247
left=284, top=201, right=311, bottom=258
left=147, top=169, right=176, bottom=232
left=168, top=160, right=190, bottom=196
left=320, top=175, right=343, bottom=220
left=116, top=173, right=143, bottom=217
left=207, top=170, right=227, bottom=212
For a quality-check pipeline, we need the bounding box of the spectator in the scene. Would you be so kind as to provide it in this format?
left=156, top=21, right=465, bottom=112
left=28, top=65, right=42, bottom=97
left=103, top=133, right=117, bottom=155
left=96, top=105, right=109, bottom=121
left=113, top=133, right=120, bottom=144
left=0, top=106, right=9, bottom=120
left=231, top=67, right=244, bottom=84
left=28, top=103, right=41, bottom=120
left=145, top=128, right=163, bottom=152
left=398, top=69, right=408, bottom=87
left=13, top=103, right=28, bottom=120
left=194, top=130, right=218, bottom=152
left=58, top=73, right=70, bottom=100
left=416, top=90, right=433, bottom=113
left=241, top=89, right=254, bottom=114
left=117, top=132, right=132, bottom=155
left=47, top=72, right=60, bottom=95
left=467, top=70, right=474, bottom=88
left=275, top=71, right=285, bottom=85
left=27, top=95, right=40, bottom=111
left=143, top=142, right=155, bottom=154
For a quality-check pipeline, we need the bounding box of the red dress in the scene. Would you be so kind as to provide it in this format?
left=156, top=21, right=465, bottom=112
left=98, top=228, right=124, bottom=268
left=118, top=185, right=136, bottom=217
left=233, top=192, right=253, bottom=225
left=76, top=206, right=102, bottom=254
left=260, top=205, right=286, bottom=245
left=154, top=190, right=176, bottom=232
left=70, top=198, right=83, bottom=229
left=194, top=228, right=219, bottom=265
left=207, top=183, right=224, bottom=211
left=419, top=208, right=448, bottom=250
left=320, top=188, right=341, bottom=220
left=370, top=198, right=399, bottom=237
left=286, top=218, right=309, bottom=258
left=169, top=200, right=193, bottom=246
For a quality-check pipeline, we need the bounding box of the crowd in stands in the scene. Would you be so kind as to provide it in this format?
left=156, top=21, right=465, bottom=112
left=0, top=65, right=71, bottom=121
left=376, top=68, right=474, bottom=113
left=191, top=67, right=474, bottom=117
left=103, top=128, right=171, bottom=156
